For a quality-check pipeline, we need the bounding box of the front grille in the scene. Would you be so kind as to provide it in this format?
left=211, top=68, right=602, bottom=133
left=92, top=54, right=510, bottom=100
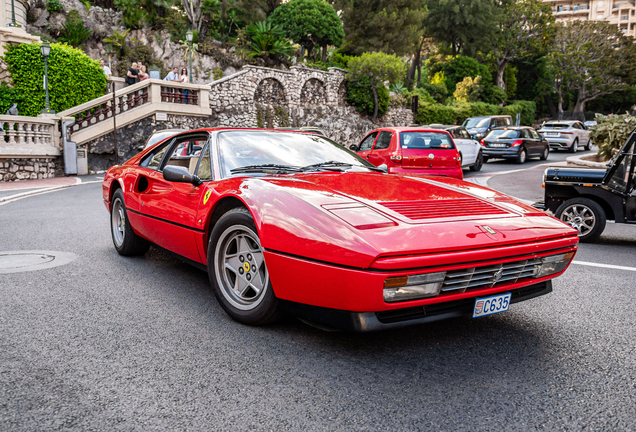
left=379, top=199, right=509, bottom=220
left=442, top=258, right=542, bottom=293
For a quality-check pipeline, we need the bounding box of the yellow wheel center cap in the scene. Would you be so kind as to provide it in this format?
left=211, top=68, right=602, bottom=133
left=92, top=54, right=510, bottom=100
left=243, top=262, right=250, bottom=272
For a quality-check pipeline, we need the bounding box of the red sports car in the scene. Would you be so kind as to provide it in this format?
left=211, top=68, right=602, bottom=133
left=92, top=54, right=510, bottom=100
left=351, top=127, right=464, bottom=180
left=103, top=128, right=578, bottom=331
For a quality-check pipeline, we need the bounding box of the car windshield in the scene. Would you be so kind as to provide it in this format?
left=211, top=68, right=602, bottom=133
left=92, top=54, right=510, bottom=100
left=463, top=118, right=490, bottom=128
left=218, top=131, right=376, bottom=177
left=486, top=129, right=520, bottom=139
left=399, top=132, right=455, bottom=149
left=542, top=123, right=571, bottom=130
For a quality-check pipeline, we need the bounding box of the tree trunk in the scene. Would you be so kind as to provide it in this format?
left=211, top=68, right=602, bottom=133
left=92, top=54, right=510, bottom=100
left=573, top=86, right=587, bottom=121
left=321, top=45, right=327, bottom=63
left=371, top=80, right=379, bottom=123
left=496, top=59, right=507, bottom=92
left=544, top=94, right=557, bottom=119
left=556, top=89, right=564, bottom=120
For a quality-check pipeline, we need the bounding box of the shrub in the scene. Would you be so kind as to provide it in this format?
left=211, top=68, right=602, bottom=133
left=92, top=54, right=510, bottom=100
left=412, top=100, right=536, bottom=126
left=389, top=93, right=408, bottom=108
left=0, top=82, right=20, bottom=114
left=589, top=113, right=636, bottom=160
left=415, top=102, right=456, bottom=125
left=454, top=76, right=482, bottom=102
left=46, top=0, right=64, bottom=13
left=505, top=100, right=536, bottom=126
left=428, top=55, right=492, bottom=95
left=213, top=67, right=224, bottom=81
left=2, top=42, right=107, bottom=116
left=346, top=78, right=390, bottom=118
left=58, top=10, right=92, bottom=47
left=418, top=81, right=447, bottom=103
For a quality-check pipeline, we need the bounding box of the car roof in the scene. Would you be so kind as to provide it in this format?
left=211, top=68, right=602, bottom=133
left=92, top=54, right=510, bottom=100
left=544, top=120, right=578, bottom=125
left=374, top=127, right=452, bottom=133
left=466, top=115, right=511, bottom=119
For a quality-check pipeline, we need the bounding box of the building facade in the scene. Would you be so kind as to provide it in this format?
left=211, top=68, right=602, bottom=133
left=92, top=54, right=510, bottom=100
left=546, top=0, right=636, bottom=36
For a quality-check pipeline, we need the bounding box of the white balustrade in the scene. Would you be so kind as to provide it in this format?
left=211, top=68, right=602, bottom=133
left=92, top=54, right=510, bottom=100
left=0, top=115, right=59, bottom=157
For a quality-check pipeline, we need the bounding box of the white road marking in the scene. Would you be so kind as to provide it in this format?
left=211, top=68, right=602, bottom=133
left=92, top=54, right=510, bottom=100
left=572, top=260, right=636, bottom=272
left=0, top=180, right=102, bottom=207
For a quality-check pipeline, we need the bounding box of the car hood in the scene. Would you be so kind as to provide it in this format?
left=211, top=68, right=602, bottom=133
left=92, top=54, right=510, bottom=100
left=233, top=172, right=576, bottom=268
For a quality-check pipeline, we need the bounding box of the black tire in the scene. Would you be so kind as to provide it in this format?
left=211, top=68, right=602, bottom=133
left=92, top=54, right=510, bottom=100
left=458, top=152, right=463, bottom=168
left=569, top=138, right=579, bottom=153
left=515, top=148, right=527, bottom=164
left=207, top=207, right=283, bottom=325
left=540, top=145, right=549, bottom=161
left=110, top=189, right=150, bottom=256
left=482, top=156, right=489, bottom=163
left=469, top=152, right=483, bottom=171
left=555, top=198, right=606, bottom=243
left=584, top=138, right=593, bottom=151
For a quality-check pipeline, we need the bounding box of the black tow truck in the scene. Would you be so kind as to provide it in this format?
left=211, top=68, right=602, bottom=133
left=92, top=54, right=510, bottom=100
left=534, top=131, right=636, bottom=242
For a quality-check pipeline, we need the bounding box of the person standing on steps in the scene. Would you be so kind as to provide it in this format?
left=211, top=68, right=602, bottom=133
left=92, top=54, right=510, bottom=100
left=163, top=67, right=179, bottom=81
left=125, top=62, right=138, bottom=86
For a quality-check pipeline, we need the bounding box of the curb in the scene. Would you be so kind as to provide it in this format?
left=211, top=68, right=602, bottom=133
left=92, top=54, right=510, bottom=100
left=566, top=153, right=608, bottom=169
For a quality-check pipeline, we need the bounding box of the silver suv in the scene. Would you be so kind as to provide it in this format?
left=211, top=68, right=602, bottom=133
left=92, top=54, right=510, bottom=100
left=537, top=120, right=592, bottom=153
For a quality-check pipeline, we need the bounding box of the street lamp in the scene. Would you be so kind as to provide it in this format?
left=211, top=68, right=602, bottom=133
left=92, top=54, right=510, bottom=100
left=7, top=0, right=19, bottom=27
left=186, top=30, right=193, bottom=84
left=40, top=42, right=55, bottom=114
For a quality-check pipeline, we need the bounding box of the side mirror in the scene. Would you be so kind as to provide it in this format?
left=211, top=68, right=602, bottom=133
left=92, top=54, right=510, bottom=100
left=377, top=164, right=388, bottom=173
left=163, top=165, right=202, bottom=186
left=349, top=144, right=358, bottom=151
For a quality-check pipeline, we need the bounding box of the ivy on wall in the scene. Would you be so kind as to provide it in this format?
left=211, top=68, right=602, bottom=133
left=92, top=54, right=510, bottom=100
left=2, top=43, right=108, bottom=116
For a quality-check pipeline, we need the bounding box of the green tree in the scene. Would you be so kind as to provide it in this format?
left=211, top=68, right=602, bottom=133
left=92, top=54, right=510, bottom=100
left=246, top=20, right=295, bottom=59
left=347, top=52, right=407, bottom=122
left=549, top=21, right=636, bottom=118
left=270, top=0, right=344, bottom=62
left=335, top=0, right=425, bottom=56
left=424, top=0, right=497, bottom=56
left=428, top=54, right=491, bottom=94
left=492, top=0, right=554, bottom=93
left=454, top=76, right=482, bottom=102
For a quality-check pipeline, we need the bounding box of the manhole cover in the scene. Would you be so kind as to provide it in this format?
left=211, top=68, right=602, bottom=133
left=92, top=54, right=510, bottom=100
left=0, top=251, right=78, bottom=274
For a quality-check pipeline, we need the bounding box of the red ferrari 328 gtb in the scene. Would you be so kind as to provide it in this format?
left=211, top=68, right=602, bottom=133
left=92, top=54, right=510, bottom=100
left=102, top=128, right=578, bottom=331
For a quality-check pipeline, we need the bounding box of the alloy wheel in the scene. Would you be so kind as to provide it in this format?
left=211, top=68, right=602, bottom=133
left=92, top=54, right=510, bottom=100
left=111, top=198, right=125, bottom=247
left=560, top=204, right=596, bottom=237
left=215, top=225, right=269, bottom=311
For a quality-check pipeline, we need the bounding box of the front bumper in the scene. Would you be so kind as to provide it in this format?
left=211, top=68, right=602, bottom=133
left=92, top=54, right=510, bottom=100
left=281, top=281, right=552, bottom=332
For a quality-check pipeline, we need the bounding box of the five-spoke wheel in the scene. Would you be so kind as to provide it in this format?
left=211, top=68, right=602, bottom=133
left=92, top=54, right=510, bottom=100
left=110, top=189, right=150, bottom=256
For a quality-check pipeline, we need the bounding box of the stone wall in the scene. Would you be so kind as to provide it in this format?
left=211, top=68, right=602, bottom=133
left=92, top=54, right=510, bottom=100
left=0, top=157, right=58, bottom=181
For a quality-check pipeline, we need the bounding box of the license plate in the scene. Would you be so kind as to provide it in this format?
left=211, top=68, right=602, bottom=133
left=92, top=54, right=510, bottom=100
left=490, top=143, right=506, bottom=147
left=546, top=132, right=559, bottom=136
left=473, top=293, right=511, bottom=318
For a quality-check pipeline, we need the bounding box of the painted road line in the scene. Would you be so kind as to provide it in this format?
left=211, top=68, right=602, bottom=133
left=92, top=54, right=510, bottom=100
left=0, top=180, right=102, bottom=207
left=572, top=260, right=636, bottom=272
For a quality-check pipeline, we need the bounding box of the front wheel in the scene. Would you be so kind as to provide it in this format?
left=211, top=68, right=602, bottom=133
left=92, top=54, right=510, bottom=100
left=208, top=207, right=283, bottom=325
left=555, top=198, right=606, bottom=243
left=469, top=152, right=483, bottom=171
left=515, top=148, right=527, bottom=164
left=110, top=189, right=150, bottom=256
left=584, top=138, right=593, bottom=151
left=540, top=145, right=549, bottom=161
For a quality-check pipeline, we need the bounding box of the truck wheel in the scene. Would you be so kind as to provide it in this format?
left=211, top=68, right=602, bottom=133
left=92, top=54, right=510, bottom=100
left=556, top=198, right=606, bottom=243
left=569, top=139, right=579, bottom=153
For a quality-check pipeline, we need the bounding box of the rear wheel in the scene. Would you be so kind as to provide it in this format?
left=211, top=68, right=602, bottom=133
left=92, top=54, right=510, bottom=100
left=469, top=152, right=483, bottom=171
left=110, top=189, right=150, bottom=256
left=540, top=145, right=549, bottom=161
left=208, top=207, right=283, bottom=325
left=584, top=138, right=593, bottom=151
left=569, top=138, right=579, bottom=153
left=515, top=148, right=527, bottom=164
left=555, top=198, right=606, bottom=243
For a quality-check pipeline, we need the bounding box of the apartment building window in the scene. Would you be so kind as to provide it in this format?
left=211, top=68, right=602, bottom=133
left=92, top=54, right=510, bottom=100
left=598, top=0, right=604, bottom=6
left=574, top=4, right=580, bottom=10
left=557, top=5, right=563, bottom=11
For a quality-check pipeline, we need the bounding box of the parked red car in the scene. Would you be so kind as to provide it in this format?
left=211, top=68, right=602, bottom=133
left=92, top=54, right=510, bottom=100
left=103, top=128, right=578, bottom=331
left=351, top=127, right=464, bottom=180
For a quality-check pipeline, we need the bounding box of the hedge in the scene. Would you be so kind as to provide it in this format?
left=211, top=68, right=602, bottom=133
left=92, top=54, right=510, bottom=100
left=0, top=82, right=19, bottom=114
left=414, top=100, right=536, bottom=126
left=2, top=42, right=107, bottom=116
left=346, top=78, right=390, bottom=118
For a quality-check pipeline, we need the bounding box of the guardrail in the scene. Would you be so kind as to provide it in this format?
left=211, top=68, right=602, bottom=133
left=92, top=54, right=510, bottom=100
left=57, top=79, right=211, bottom=145
left=0, top=115, right=60, bottom=157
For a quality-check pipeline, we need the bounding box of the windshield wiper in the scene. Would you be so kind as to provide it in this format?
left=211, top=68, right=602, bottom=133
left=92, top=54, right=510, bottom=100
left=230, top=164, right=303, bottom=174
left=301, top=161, right=355, bottom=172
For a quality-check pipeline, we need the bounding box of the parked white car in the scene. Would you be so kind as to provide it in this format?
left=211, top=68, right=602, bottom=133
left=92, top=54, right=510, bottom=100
left=538, top=120, right=592, bottom=153
left=429, top=124, right=484, bottom=171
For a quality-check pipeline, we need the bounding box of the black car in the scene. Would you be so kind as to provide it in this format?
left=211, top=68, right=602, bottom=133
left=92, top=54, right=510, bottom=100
left=462, top=115, right=513, bottom=140
left=481, top=126, right=550, bottom=164
left=534, top=131, right=636, bottom=242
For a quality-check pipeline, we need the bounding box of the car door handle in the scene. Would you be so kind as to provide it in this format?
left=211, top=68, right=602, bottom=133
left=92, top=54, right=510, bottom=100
left=366, top=155, right=370, bottom=158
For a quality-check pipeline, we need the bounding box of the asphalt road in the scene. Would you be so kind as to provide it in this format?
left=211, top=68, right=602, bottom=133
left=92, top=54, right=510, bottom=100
left=1, top=157, right=635, bottom=430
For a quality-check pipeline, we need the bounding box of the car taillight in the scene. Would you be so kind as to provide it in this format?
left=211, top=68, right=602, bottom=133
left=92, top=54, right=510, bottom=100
left=390, top=153, right=402, bottom=163
left=480, top=139, right=485, bottom=146
left=511, top=140, right=523, bottom=147
left=560, top=132, right=573, bottom=134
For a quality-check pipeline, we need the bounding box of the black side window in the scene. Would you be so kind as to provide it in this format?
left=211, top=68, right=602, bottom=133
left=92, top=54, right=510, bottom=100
left=359, top=132, right=378, bottom=151
left=374, top=131, right=392, bottom=150
left=141, top=141, right=173, bottom=170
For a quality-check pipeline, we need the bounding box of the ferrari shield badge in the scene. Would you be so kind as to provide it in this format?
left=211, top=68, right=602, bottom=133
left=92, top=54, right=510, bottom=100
left=203, top=190, right=212, bottom=205
left=482, top=226, right=497, bottom=235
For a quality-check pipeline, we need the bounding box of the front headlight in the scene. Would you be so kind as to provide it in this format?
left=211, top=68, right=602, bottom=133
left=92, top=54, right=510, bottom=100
left=383, top=272, right=446, bottom=302
left=534, top=252, right=575, bottom=278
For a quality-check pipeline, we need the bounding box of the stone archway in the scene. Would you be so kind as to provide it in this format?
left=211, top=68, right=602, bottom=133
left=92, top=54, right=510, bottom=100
left=337, top=80, right=347, bottom=106
left=254, top=78, right=286, bottom=104
left=300, top=78, right=327, bottom=105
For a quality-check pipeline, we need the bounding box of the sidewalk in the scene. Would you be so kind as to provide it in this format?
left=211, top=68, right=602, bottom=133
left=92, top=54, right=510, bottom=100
left=0, top=175, right=101, bottom=192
